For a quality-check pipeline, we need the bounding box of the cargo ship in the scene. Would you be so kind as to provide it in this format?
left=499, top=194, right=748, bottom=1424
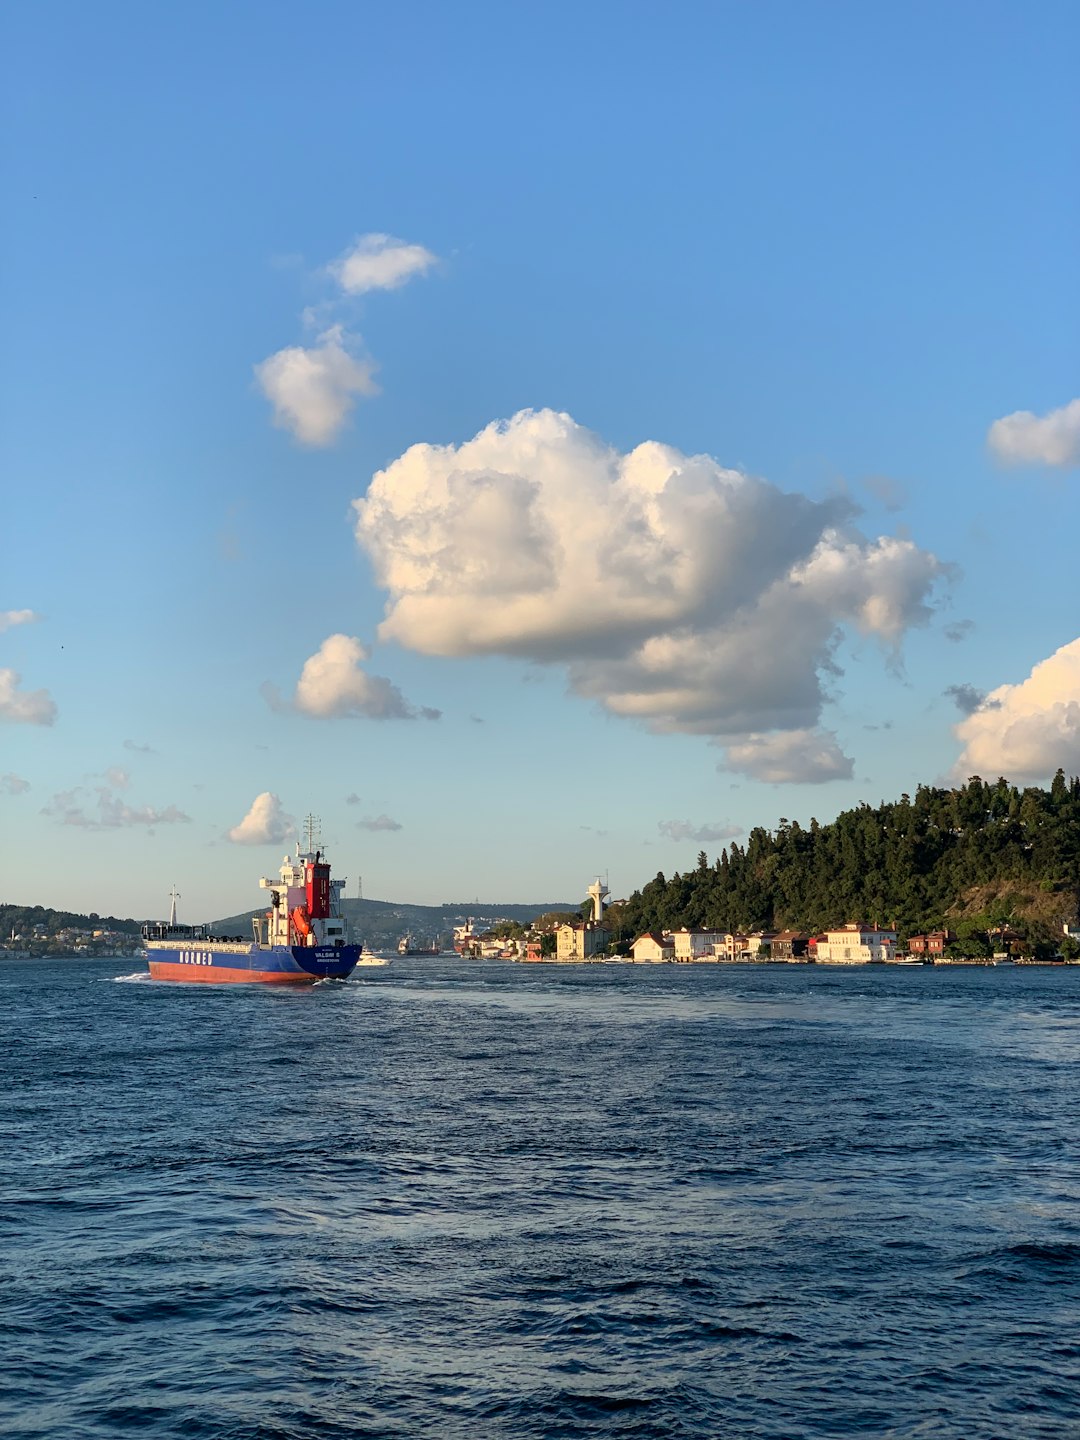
left=397, top=932, right=442, bottom=956
left=143, top=834, right=362, bottom=983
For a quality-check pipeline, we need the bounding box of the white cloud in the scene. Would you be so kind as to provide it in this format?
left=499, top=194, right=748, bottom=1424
left=43, top=787, right=190, bottom=829
left=227, top=792, right=295, bottom=846
left=281, top=633, right=437, bottom=720
left=658, top=819, right=743, bottom=843
left=988, top=397, right=1080, bottom=468
left=357, top=813, right=402, bottom=832
left=330, top=233, right=437, bottom=294
left=953, top=638, right=1080, bottom=783
left=353, top=409, right=945, bottom=764
left=1, top=773, right=30, bottom=795
left=0, top=609, right=40, bottom=632
left=721, top=729, right=854, bottom=783
left=0, top=668, right=57, bottom=725
left=105, top=767, right=130, bottom=790
left=255, top=325, right=378, bottom=446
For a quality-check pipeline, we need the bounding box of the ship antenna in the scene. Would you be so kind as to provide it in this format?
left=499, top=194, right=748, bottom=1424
left=303, top=813, right=321, bottom=855
left=169, top=885, right=181, bottom=925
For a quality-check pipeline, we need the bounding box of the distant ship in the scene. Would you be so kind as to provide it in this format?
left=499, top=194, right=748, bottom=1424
left=397, top=932, right=442, bottom=956
left=143, top=830, right=362, bottom=983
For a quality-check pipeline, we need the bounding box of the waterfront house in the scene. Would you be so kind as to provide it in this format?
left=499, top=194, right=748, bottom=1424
left=556, top=921, right=609, bottom=962
left=908, top=930, right=949, bottom=958
left=772, top=930, right=809, bottom=960
left=814, top=923, right=897, bottom=964
left=746, top=931, right=777, bottom=957
left=631, top=932, right=675, bottom=963
left=670, top=928, right=721, bottom=962
left=710, top=932, right=750, bottom=961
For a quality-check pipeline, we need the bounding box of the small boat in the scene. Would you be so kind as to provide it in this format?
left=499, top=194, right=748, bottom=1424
left=143, top=826, right=362, bottom=983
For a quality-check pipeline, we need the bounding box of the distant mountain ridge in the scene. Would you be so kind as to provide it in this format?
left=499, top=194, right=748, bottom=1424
left=210, top=896, right=576, bottom=950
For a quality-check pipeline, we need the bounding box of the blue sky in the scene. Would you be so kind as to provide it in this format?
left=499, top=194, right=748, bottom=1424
left=3, top=0, right=1078, bottom=921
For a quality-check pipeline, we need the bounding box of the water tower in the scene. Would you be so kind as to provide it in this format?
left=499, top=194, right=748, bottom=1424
left=587, top=877, right=609, bottom=924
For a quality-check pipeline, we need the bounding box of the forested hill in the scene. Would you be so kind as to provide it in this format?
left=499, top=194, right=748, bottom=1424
left=610, top=772, right=1080, bottom=945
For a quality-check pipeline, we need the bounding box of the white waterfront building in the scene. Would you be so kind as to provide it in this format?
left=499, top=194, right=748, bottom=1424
left=631, top=932, right=675, bottom=963
left=814, top=923, right=897, bottom=964
left=670, top=928, right=722, bottom=962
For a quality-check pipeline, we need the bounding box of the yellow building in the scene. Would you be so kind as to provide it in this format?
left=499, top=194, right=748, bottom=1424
left=554, top=921, right=609, bottom=962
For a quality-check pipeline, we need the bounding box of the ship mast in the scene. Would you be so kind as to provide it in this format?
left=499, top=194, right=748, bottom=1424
left=168, top=885, right=180, bottom=925
left=303, top=813, right=321, bottom=856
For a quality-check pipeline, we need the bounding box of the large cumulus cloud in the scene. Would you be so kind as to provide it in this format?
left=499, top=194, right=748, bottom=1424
left=954, top=639, right=1080, bottom=783
left=353, top=410, right=946, bottom=775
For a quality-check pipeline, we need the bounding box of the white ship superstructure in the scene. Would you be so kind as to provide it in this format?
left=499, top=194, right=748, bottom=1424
left=253, top=843, right=349, bottom=949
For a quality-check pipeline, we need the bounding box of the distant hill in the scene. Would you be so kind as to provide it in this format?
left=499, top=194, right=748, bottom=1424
left=210, top=897, right=576, bottom=951
left=1, top=904, right=141, bottom=938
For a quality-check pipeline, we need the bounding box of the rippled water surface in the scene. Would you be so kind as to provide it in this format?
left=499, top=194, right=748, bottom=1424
left=4, top=958, right=1080, bottom=1438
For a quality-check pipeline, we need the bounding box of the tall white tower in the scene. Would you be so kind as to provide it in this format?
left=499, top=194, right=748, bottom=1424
left=587, top=877, right=609, bottom=924
left=169, top=886, right=180, bottom=925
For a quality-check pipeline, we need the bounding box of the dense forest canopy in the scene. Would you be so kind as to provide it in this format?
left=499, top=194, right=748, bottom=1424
left=607, top=773, right=1080, bottom=946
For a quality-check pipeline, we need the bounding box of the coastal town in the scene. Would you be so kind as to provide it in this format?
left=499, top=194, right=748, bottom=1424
left=449, top=878, right=1080, bottom=966
left=0, top=920, right=142, bottom=961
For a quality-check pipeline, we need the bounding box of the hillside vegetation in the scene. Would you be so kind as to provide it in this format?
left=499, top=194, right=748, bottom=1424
left=608, top=773, right=1080, bottom=947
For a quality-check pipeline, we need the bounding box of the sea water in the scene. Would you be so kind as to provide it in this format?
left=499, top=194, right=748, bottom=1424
left=2, top=958, right=1079, bottom=1438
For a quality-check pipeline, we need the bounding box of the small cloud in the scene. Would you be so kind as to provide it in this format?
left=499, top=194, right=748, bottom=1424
left=1, top=773, right=30, bottom=795
left=330, top=233, right=438, bottom=295
left=105, top=767, right=129, bottom=790
left=345, top=792, right=362, bottom=805
left=0, top=668, right=57, bottom=726
left=658, top=819, right=744, bottom=844
left=227, top=792, right=295, bottom=846
left=123, top=739, right=156, bottom=754
left=0, top=609, right=40, bottom=633
left=988, top=397, right=1080, bottom=469
left=282, top=634, right=429, bottom=720
left=254, top=325, right=378, bottom=447
left=357, top=813, right=402, bottom=832
left=720, top=729, right=854, bottom=784
left=419, top=706, right=442, bottom=721
left=43, top=787, right=190, bottom=830
left=861, top=474, right=908, bottom=512
left=945, top=683, right=986, bottom=716
left=470, top=714, right=485, bottom=724
left=944, top=620, right=974, bottom=644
